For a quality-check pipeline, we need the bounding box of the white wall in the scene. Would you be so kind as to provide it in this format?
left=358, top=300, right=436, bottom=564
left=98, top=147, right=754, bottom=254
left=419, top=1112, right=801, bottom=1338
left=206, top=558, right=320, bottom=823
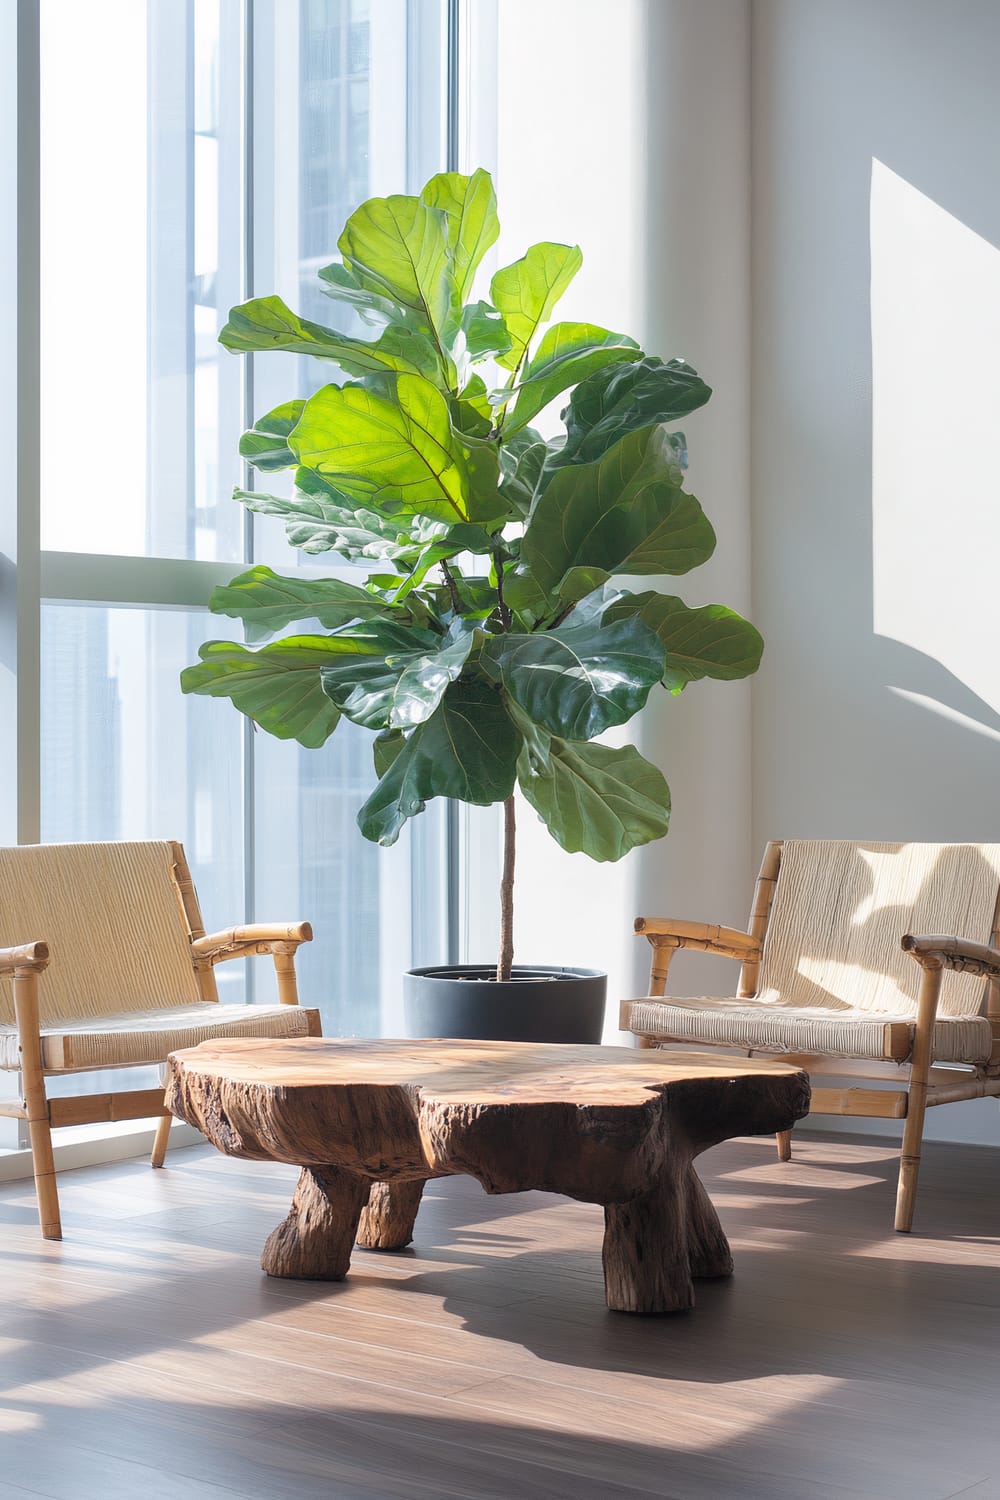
left=752, top=0, right=1000, bottom=1143
left=487, top=0, right=754, bottom=1028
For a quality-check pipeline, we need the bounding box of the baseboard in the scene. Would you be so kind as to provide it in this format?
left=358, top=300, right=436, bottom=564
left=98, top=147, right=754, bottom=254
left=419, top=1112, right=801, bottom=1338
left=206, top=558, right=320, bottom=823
left=0, top=1120, right=205, bottom=1182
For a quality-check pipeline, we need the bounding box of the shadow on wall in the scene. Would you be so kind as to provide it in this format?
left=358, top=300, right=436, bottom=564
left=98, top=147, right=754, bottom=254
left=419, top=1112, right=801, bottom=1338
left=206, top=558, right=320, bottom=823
left=870, top=158, right=1000, bottom=768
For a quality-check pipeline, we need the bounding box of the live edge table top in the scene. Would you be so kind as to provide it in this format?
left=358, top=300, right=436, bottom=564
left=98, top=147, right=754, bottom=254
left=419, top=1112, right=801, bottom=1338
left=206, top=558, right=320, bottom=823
left=166, top=1037, right=810, bottom=1314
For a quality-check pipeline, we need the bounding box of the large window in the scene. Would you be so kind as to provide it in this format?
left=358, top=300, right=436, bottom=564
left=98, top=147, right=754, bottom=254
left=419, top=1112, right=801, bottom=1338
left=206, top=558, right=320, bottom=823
left=4, top=0, right=459, bottom=1134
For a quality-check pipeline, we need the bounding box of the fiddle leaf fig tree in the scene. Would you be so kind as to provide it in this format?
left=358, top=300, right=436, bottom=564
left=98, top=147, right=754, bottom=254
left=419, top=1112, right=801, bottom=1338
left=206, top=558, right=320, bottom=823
left=181, top=168, right=763, bottom=980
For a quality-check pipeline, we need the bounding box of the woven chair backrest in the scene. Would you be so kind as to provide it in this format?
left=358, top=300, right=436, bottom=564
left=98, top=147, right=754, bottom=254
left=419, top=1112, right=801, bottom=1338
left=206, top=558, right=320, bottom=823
left=756, top=840, right=1000, bottom=1017
left=0, top=841, right=203, bottom=1025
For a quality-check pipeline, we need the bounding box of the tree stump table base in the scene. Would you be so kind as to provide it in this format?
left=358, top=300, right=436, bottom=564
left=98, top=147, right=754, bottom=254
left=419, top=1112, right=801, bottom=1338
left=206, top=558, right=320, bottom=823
left=166, top=1037, right=809, bottom=1315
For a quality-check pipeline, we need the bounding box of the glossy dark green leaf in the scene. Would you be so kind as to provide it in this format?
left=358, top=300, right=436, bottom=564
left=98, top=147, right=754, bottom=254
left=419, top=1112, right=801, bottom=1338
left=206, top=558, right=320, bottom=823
left=602, top=591, right=765, bottom=690
left=320, top=621, right=475, bottom=730
left=500, top=566, right=555, bottom=625
left=220, top=295, right=431, bottom=377
left=486, top=615, right=664, bottom=741
left=357, top=680, right=521, bottom=845
left=551, top=357, right=711, bottom=472
left=373, top=728, right=407, bottom=777
left=517, top=734, right=670, bottom=861
left=238, top=401, right=305, bottom=472
left=556, top=566, right=612, bottom=606
left=207, top=565, right=403, bottom=643
left=290, top=375, right=477, bottom=525
left=180, top=637, right=344, bottom=748
left=338, top=192, right=457, bottom=350
left=463, top=438, right=507, bottom=525
left=502, top=322, right=640, bottom=435
left=490, top=242, right=582, bottom=371
left=522, top=425, right=716, bottom=595
left=421, top=169, right=500, bottom=303
left=498, top=427, right=550, bottom=517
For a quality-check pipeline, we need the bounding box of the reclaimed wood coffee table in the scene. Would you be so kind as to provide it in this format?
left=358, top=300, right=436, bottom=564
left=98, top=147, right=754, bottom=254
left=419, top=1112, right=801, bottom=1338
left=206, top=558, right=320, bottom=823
left=165, top=1037, right=809, bottom=1314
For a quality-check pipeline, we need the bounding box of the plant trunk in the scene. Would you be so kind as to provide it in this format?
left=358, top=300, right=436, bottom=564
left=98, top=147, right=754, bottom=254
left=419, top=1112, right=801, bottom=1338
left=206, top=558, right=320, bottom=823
left=497, top=795, right=516, bottom=981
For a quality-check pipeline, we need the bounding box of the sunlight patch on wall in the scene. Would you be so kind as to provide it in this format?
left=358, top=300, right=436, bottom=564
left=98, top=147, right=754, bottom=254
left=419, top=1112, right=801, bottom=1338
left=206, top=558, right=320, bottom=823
left=889, top=687, right=1000, bottom=745
left=871, top=159, right=1000, bottom=714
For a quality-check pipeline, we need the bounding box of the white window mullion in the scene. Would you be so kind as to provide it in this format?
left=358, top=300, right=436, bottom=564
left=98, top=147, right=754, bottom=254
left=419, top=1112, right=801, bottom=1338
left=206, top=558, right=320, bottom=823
left=8, top=0, right=41, bottom=852
left=147, top=0, right=195, bottom=561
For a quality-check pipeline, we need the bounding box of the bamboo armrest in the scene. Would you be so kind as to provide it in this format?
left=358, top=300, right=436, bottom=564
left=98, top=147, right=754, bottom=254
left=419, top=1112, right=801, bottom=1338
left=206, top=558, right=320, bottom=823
left=192, top=923, right=313, bottom=965
left=0, top=941, right=49, bottom=975
left=902, top=933, right=1000, bottom=980
left=633, top=919, right=761, bottom=963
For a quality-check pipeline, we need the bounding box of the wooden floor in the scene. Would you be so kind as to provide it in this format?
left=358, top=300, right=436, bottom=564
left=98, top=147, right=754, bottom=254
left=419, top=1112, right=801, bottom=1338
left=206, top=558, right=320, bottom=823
left=2, top=1135, right=1000, bottom=1500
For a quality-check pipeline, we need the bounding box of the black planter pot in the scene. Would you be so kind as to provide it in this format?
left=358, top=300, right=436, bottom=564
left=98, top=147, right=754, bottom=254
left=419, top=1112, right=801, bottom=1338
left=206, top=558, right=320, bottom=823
left=403, top=965, right=607, bottom=1044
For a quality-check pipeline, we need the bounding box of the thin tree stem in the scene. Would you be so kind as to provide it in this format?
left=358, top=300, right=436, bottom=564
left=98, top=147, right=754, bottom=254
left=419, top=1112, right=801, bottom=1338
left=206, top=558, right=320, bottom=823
left=440, top=559, right=462, bottom=615
left=495, top=548, right=513, bottom=630
left=498, top=795, right=516, bottom=982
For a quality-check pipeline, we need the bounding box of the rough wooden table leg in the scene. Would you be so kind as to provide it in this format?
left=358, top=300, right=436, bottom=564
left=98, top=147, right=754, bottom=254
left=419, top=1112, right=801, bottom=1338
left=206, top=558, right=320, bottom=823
left=602, top=1160, right=731, bottom=1314
left=683, top=1165, right=734, bottom=1281
left=357, top=1179, right=427, bottom=1250
left=261, top=1165, right=369, bottom=1280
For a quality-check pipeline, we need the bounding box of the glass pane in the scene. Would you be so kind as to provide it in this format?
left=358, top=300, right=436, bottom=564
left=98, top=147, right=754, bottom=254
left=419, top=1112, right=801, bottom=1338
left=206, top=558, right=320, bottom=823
left=36, top=602, right=247, bottom=1127
left=253, top=718, right=412, bottom=1036
left=40, top=604, right=245, bottom=972
left=250, top=0, right=446, bottom=565
left=39, top=0, right=244, bottom=561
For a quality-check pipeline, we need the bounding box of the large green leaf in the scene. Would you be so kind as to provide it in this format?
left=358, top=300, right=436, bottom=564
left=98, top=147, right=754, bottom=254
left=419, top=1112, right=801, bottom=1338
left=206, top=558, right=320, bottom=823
left=497, top=427, right=550, bottom=517
left=501, top=566, right=556, bottom=625
left=460, top=300, right=512, bottom=364
left=463, top=437, right=506, bottom=525
left=602, top=592, right=764, bottom=691
left=207, top=565, right=404, bottom=643
left=517, top=734, right=670, bottom=861
left=396, top=522, right=498, bottom=599
left=238, top=401, right=306, bottom=472
left=180, top=637, right=345, bottom=748
left=521, top=424, right=716, bottom=594
left=357, top=680, right=520, bottom=845
left=220, top=295, right=435, bottom=378
left=550, top=357, right=711, bottom=471
left=338, top=192, right=457, bottom=350
left=421, top=169, right=500, bottom=304
left=320, top=621, right=476, bottom=730
left=455, top=373, right=495, bottom=425
left=485, top=615, right=664, bottom=741
left=373, top=728, right=407, bottom=777
left=502, top=323, right=640, bottom=435
left=316, top=260, right=400, bottom=326
left=290, top=375, right=483, bottom=525
left=490, top=242, right=582, bottom=371
left=233, top=467, right=443, bottom=559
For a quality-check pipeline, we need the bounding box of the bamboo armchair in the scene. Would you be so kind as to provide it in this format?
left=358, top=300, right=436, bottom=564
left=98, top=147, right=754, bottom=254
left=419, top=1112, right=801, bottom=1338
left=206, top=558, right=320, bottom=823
left=620, top=840, right=1000, bottom=1232
left=0, top=840, right=320, bottom=1239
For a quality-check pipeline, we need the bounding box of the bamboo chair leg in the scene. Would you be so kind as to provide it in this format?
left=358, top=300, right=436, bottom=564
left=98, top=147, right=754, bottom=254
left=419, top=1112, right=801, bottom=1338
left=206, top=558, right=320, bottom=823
left=776, top=1130, right=793, bottom=1161
left=151, top=1113, right=173, bottom=1169
left=895, top=963, right=941, bottom=1233
left=13, top=970, right=61, bottom=1240
left=273, top=945, right=300, bottom=1005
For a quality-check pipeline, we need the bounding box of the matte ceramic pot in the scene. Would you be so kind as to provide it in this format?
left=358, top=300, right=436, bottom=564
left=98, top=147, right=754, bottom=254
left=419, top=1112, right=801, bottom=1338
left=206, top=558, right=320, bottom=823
left=403, top=964, right=607, bottom=1044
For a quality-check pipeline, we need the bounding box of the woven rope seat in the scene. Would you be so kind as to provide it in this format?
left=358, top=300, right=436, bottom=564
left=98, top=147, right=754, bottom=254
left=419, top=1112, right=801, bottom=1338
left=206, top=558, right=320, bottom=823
left=620, top=998, right=992, bottom=1064
left=0, top=1002, right=315, bottom=1074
